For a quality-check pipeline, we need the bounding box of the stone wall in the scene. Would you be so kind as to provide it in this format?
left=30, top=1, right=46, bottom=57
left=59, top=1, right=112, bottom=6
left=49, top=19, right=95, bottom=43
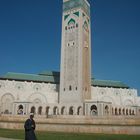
left=91, top=86, right=139, bottom=106
left=0, top=115, right=140, bottom=135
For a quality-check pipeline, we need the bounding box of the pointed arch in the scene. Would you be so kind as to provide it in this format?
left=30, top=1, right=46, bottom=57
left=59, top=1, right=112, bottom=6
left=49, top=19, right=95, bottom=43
left=1, top=93, right=15, bottom=114
left=126, top=109, right=128, bottom=115
left=17, top=104, right=24, bottom=115
left=90, top=105, right=98, bottom=116
left=100, top=96, right=115, bottom=105
left=105, top=105, right=109, bottom=115
left=122, top=108, right=125, bottom=115
left=46, top=106, right=50, bottom=117
left=38, top=106, right=42, bottom=115
left=53, top=106, right=59, bottom=115
left=115, top=108, right=118, bottom=115
left=77, top=106, right=82, bottom=115
left=68, top=18, right=76, bottom=26
left=30, top=106, right=36, bottom=114
left=69, top=106, right=74, bottom=115
left=124, top=99, right=134, bottom=106
left=65, top=13, right=78, bottom=24
left=61, top=106, right=66, bottom=115
left=28, top=92, right=47, bottom=104
left=119, top=108, right=121, bottom=115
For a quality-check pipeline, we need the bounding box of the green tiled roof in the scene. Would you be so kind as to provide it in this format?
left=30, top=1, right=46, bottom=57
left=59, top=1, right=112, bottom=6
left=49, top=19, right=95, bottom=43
left=38, top=71, right=60, bottom=76
left=91, top=79, right=129, bottom=88
left=0, top=72, right=59, bottom=84
left=0, top=71, right=129, bottom=89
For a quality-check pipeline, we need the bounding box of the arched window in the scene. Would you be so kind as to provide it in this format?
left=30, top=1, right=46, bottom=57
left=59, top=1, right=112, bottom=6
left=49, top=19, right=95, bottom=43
left=19, top=104, right=23, bottom=109
left=69, top=106, right=74, bottom=115
left=77, top=106, right=82, bottom=115
left=46, top=107, right=50, bottom=117
left=53, top=106, right=58, bottom=115
left=69, top=85, right=72, bottom=91
left=126, top=109, right=128, bottom=115
left=115, top=108, right=117, bottom=115
left=1, top=94, right=14, bottom=114
left=30, top=106, right=36, bottom=114
left=17, top=105, right=23, bottom=115
left=38, top=106, right=42, bottom=115
left=132, top=110, right=135, bottom=115
left=90, top=105, right=98, bottom=116
left=129, top=109, right=131, bottom=115
left=112, top=108, right=114, bottom=115
left=61, top=106, right=66, bottom=115
left=119, top=108, right=121, bottom=115
left=122, top=108, right=125, bottom=115
left=105, top=105, right=109, bottom=115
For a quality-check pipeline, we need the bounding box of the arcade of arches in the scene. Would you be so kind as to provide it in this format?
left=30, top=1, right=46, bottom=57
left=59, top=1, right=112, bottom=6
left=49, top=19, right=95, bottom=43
left=0, top=94, right=139, bottom=116
left=2, top=103, right=137, bottom=117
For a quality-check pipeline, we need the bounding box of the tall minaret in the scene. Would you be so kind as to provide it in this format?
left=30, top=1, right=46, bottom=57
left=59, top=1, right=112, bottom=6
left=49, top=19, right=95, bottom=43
left=60, top=0, right=91, bottom=103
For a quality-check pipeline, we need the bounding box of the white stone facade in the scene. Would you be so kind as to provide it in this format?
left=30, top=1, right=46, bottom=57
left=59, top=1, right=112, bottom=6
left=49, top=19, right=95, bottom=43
left=0, top=79, right=140, bottom=116
left=90, top=86, right=140, bottom=116
left=0, top=80, right=58, bottom=115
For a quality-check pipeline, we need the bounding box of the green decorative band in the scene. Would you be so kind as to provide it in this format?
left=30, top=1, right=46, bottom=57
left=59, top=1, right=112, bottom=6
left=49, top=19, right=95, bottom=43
left=68, top=18, right=76, bottom=25
left=64, top=14, right=70, bottom=20
left=73, top=11, right=79, bottom=17
left=63, top=0, right=90, bottom=17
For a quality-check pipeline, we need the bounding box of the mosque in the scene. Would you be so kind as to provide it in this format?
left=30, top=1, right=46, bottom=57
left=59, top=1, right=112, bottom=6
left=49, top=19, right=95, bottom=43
left=0, top=0, right=140, bottom=117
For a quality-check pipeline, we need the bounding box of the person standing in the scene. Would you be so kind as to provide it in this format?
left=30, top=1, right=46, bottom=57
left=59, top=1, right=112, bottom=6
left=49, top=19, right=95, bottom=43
left=24, top=113, right=37, bottom=140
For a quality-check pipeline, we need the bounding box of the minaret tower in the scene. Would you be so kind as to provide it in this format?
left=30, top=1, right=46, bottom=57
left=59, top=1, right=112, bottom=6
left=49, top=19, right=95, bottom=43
left=60, top=0, right=91, bottom=104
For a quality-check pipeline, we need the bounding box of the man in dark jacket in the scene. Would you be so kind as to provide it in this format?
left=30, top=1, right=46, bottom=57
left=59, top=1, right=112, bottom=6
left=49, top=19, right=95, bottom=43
left=24, top=113, right=37, bottom=140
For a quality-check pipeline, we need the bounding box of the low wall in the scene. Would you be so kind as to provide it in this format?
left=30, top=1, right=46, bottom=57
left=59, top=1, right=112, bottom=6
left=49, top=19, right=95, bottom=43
left=0, top=115, right=140, bottom=135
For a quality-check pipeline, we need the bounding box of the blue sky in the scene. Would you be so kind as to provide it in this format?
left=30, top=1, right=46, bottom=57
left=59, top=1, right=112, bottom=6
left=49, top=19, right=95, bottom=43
left=0, top=0, right=140, bottom=94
